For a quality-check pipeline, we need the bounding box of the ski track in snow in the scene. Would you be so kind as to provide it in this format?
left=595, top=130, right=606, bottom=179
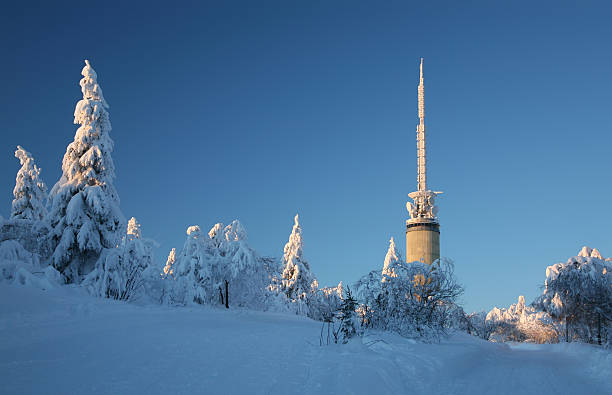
left=0, top=284, right=610, bottom=395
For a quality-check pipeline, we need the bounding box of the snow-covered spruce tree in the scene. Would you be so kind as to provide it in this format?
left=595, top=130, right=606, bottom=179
left=382, top=237, right=401, bottom=281
left=280, top=214, right=316, bottom=313
left=155, top=247, right=177, bottom=304
left=47, top=60, right=124, bottom=282
left=11, top=146, right=47, bottom=221
left=1, top=145, right=52, bottom=262
left=162, top=248, right=176, bottom=279
left=168, top=225, right=212, bottom=305
left=337, top=286, right=359, bottom=343
left=85, top=217, right=155, bottom=301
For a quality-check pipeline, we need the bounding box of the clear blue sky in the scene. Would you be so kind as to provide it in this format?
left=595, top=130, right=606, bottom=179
left=2, top=1, right=611, bottom=313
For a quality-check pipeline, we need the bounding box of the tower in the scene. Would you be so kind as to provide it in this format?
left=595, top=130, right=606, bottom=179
left=405, top=58, right=442, bottom=264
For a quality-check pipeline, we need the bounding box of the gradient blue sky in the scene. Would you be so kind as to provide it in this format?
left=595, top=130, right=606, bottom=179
left=2, top=1, right=611, bottom=312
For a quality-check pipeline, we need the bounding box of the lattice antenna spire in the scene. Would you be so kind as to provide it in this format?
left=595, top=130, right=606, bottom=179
left=406, top=58, right=441, bottom=223
left=417, top=58, right=426, bottom=191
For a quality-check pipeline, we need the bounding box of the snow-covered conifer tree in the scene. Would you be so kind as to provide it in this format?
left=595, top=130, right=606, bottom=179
left=47, top=60, right=124, bottom=282
left=165, top=220, right=273, bottom=308
left=85, top=217, right=154, bottom=301
left=126, top=216, right=141, bottom=238
left=281, top=214, right=315, bottom=302
left=169, top=225, right=212, bottom=305
left=382, top=237, right=401, bottom=281
left=215, top=220, right=269, bottom=308
left=337, top=287, right=359, bottom=343
left=219, top=220, right=254, bottom=280
left=11, top=146, right=47, bottom=221
left=162, top=248, right=176, bottom=279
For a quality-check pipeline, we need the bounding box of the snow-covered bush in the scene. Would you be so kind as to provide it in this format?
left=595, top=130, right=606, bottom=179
left=307, top=281, right=344, bottom=321
left=487, top=296, right=558, bottom=343
left=84, top=217, right=156, bottom=301
left=0, top=218, right=52, bottom=261
left=11, top=146, right=47, bottom=221
left=534, top=247, right=612, bottom=345
left=0, top=239, right=63, bottom=289
left=464, top=311, right=492, bottom=339
left=353, top=240, right=395, bottom=329
left=378, top=259, right=462, bottom=340
left=48, top=60, right=124, bottom=283
left=354, top=269, right=382, bottom=328
left=354, top=239, right=463, bottom=340
left=0, top=239, right=39, bottom=281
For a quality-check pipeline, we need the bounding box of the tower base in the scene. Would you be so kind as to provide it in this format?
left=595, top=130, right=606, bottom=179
left=406, top=219, right=440, bottom=264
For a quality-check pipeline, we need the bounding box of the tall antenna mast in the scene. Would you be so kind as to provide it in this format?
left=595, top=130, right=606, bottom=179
left=417, top=58, right=426, bottom=192
left=405, top=58, right=443, bottom=265
left=406, top=58, right=442, bottom=264
left=407, top=58, right=441, bottom=222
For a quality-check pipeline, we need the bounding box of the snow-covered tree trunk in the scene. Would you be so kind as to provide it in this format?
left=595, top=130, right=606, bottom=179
left=11, top=146, right=47, bottom=221
left=47, top=60, right=124, bottom=283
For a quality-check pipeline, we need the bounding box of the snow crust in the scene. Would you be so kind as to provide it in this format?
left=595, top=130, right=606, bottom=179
left=0, top=283, right=609, bottom=394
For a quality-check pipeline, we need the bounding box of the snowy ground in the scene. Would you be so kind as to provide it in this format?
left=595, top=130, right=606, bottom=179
left=1, top=284, right=610, bottom=395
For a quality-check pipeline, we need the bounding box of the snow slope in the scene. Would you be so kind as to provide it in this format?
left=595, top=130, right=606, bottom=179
left=0, top=284, right=610, bottom=394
